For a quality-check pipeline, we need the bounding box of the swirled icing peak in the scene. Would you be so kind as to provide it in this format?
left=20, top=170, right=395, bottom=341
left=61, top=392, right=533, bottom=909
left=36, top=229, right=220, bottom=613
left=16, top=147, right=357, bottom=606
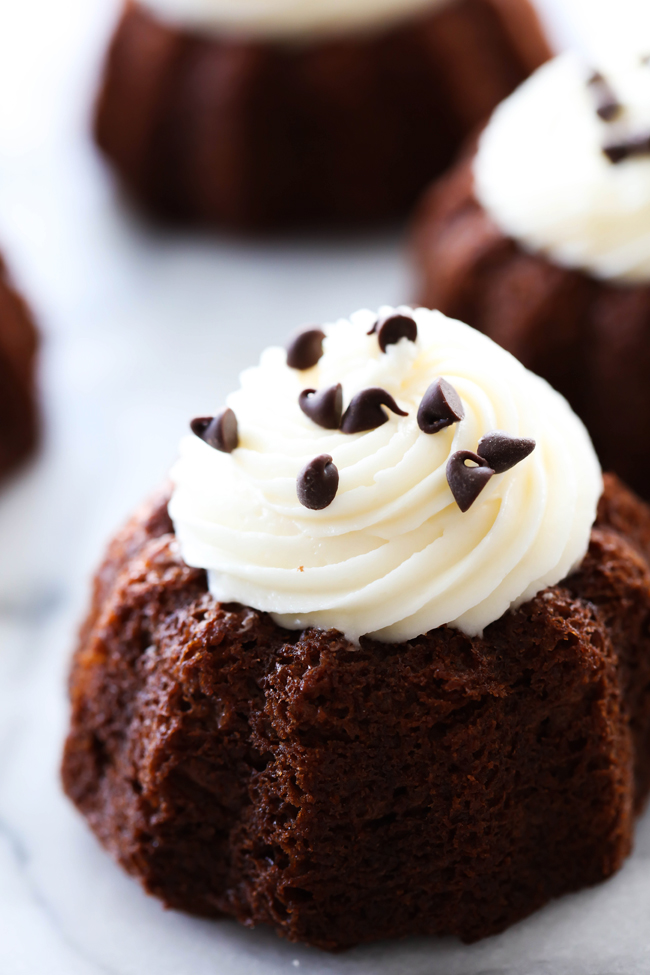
left=474, top=52, right=650, bottom=284
left=140, top=0, right=452, bottom=40
left=169, top=307, right=602, bottom=643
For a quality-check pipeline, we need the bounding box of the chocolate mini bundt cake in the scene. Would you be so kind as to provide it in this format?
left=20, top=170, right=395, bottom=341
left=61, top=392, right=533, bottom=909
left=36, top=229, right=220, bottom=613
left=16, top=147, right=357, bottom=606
left=0, top=254, right=38, bottom=481
left=63, top=307, right=650, bottom=949
left=63, top=474, right=650, bottom=949
left=94, top=0, right=550, bottom=229
left=411, top=53, right=650, bottom=501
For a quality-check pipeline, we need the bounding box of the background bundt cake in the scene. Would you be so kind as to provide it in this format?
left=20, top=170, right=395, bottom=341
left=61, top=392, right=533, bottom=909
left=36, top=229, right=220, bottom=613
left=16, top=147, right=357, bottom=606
left=94, top=0, right=551, bottom=229
left=64, top=307, right=650, bottom=949
left=411, top=53, right=650, bottom=501
left=0, top=253, right=38, bottom=481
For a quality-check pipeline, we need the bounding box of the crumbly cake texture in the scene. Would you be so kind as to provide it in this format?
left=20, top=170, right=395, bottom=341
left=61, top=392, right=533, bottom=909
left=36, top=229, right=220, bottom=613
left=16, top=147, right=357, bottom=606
left=63, top=473, right=650, bottom=949
left=0, top=255, right=38, bottom=481
left=93, top=0, right=550, bottom=229
left=411, top=153, right=650, bottom=501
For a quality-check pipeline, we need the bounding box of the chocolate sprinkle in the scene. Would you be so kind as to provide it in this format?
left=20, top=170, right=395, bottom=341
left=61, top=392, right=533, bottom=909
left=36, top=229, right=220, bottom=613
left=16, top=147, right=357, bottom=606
left=299, top=384, right=343, bottom=430
left=286, top=328, right=326, bottom=370
left=340, top=387, right=408, bottom=434
left=446, top=451, right=494, bottom=513
left=588, top=71, right=622, bottom=122
left=603, top=132, right=650, bottom=164
left=477, top=431, right=536, bottom=474
left=368, top=313, right=418, bottom=352
left=191, top=408, right=239, bottom=453
left=417, top=378, right=464, bottom=434
left=297, top=454, right=339, bottom=510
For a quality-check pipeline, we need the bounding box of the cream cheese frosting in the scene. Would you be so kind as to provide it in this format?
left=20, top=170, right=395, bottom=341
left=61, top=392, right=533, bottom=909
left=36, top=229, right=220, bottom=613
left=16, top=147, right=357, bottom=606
left=140, top=0, right=452, bottom=40
left=169, top=307, right=602, bottom=644
left=474, top=52, right=650, bottom=284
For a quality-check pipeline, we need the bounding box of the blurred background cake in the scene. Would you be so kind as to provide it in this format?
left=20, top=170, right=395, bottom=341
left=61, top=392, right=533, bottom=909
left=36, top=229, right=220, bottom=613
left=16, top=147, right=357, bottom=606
left=62, top=307, right=650, bottom=949
left=411, top=52, right=650, bottom=500
left=93, top=0, right=551, bottom=229
left=0, top=253, right=38, bottom=482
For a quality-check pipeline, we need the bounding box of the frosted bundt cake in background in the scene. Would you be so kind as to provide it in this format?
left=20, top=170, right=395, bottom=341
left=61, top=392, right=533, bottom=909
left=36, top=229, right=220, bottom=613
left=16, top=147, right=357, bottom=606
left=0, top=252, right=38, bottom=482
left=93, top=0, right=551, bottom=229
left=63, top=307, right=650, bottom=949
left=412, top=51, right=650, bottom=500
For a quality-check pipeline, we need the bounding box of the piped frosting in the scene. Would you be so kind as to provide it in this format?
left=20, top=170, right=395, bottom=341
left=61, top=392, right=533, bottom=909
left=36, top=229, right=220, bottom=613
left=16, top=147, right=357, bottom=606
left=474, top=52, right=650, bottom=284
left=140, top=0, right=452, bottom=40
left=169, top=307, right=601, bottom=644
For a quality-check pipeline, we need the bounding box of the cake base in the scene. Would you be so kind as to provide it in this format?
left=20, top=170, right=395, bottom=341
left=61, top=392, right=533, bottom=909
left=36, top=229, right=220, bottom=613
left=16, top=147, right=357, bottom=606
left=411, top=154, right=650, bottom=501
left=0, top=256, right=38, bottom=481
left=94, top=0, right=550, bottom=229
left=62, top=474, right=650, bottom=949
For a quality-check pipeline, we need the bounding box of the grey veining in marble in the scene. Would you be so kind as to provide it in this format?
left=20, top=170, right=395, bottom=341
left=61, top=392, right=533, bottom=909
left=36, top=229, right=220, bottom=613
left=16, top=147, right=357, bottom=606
left=1, top=0, right=650, bottom=971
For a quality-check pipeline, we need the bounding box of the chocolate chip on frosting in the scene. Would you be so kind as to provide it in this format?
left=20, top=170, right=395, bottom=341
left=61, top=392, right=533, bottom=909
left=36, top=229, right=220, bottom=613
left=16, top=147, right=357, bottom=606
left=587, top=71, right=622, bottom=122
left=286, top=327, right=326, bottom=370
left=190, top=416, right=212, bottom=439
left=299, top=384, right=343, bottom=430
left=340, top=387, right=408, bottom=434
left=368, top=313, right=418, bottom=352
left=417, top=378, right=464, bottom=434
left=297, top=454, right=339, bottom=510
left=478, top=432, right=536, bottom=474
left=603, top=133, right=650, bottom=164
left=446, top=451, right=494, bottom=512
left=191, top=408, right=239, bottom=453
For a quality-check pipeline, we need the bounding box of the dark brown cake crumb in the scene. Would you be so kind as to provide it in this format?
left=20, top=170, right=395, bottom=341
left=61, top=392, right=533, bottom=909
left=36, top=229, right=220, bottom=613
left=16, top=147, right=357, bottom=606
left=62, top=474, right=650, bottom=949
left=93, top=0, right=550, bottom=229
left=0, top=254, right=38, bottom=481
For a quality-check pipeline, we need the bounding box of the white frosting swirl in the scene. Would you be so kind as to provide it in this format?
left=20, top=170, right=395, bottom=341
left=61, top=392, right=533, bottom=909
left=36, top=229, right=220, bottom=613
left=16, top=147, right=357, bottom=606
left=169, top=307, right=602, bottom=644
left=140, top=0, right=452, bottom=40
left=474, top=52, right=650, bottom=284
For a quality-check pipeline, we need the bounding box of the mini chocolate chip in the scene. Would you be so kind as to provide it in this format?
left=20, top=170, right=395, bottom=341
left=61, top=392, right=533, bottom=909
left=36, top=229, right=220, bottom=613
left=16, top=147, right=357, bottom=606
left=297, top=454, right=339, bottom=510
left=603, top=132, right=650, bottom=163
left=587, top=71, right=622, bottom=121
left=446, top=451, right=494, bottom=513
left=417, top=378, right=464, bottom=434
left=597, top=99, right=622, bottom=122
left=299, top=384, right=343, bottom=430
left=286, top=327, right=326, bottom=370
left=477, top=431, right=536, bottom=474
left=190, top=416, right=212, bottom=438
left=368, top=313, right=418, bottom=352
left=191, top=408, right=239, bottom=453
left=340, top=387, right=408, bottom=434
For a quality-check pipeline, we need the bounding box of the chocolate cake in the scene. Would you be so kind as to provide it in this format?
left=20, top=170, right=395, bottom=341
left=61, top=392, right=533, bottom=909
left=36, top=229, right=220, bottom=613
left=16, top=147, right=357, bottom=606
left=62, top=473, right=650, bottom=948
left=411, top=53, right=650, bottom=501
left=93, top=0, right=550, bottom=229
left=62, top=306, right=650, bottom=948
left=0, top=254, right=38, bottom=481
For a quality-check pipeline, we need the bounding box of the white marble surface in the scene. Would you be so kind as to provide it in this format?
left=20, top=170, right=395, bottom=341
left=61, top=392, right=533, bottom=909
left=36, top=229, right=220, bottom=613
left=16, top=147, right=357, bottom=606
left=1, top=0, right=650, bottom=971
